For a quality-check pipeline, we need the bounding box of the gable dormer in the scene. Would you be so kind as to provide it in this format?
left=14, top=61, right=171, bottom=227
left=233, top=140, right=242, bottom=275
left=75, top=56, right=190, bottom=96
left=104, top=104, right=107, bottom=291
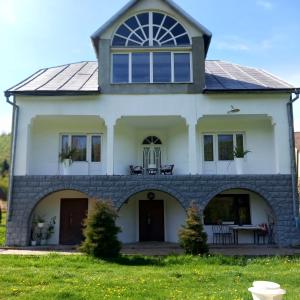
left=91, top=0, right=212, bottom=94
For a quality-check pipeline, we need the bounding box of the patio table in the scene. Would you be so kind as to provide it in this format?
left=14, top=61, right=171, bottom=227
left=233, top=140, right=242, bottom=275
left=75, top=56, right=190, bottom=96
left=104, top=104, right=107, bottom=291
left=229, top=225, right=261, bottom=244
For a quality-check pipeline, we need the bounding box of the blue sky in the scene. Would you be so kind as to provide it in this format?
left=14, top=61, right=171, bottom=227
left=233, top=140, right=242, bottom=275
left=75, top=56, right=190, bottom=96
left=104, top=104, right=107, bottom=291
left=0, top=0, right=299, bottom=133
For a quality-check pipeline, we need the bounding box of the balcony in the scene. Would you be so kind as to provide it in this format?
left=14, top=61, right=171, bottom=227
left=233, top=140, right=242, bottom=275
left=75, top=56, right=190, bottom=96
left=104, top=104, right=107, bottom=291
left=15, top=114, right=287, bottom=176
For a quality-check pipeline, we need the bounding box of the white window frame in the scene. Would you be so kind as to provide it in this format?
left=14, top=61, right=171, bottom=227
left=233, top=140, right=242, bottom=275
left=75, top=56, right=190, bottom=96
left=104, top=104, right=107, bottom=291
left=111, top=51, right=193, bottom=84
left=59, top=133, right=102, bottom=163
left=202, top=132, right=246, bottom=162
left=112, top=11, right=192, bottom=47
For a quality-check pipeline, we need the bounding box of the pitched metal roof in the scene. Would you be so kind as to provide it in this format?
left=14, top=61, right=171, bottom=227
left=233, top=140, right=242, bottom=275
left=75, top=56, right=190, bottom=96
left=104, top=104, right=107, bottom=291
left=5, top=61, right=99, bottom=96
left=204, top=60, right=296, bottom=92
left=5, top=60, right=296, bottom=96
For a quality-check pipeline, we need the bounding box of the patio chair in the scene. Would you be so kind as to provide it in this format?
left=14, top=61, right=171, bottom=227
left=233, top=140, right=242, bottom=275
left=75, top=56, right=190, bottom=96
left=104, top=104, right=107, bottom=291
left=220, top=224, right=233, bottom=245
left=257, top=223, right=268, bottom=244
left=160, top=164, right=174, bottom=175
left=129, top=165, right=144, bottom=175
left=212, top=225, right=223, bottom=244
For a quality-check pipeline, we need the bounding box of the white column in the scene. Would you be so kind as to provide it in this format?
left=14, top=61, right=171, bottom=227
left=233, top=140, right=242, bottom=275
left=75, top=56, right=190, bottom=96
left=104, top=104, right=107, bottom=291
left=14, top=118, right=31, bottom=175
left=273, top=120, right=290, bottom=174
left=106, top=123, right=115, bottom=175
left=188, top=121, right=198, bottom=175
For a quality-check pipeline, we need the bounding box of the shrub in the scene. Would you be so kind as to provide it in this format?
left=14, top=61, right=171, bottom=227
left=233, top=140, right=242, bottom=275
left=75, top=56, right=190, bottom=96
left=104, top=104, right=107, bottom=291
left=179, top=203, right=208, bottom=255
left=80, top=200, right=121, bottom=258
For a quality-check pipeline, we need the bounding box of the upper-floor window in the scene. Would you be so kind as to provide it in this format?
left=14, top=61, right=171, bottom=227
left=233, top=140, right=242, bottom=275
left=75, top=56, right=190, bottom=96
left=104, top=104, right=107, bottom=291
left=61, top=134, right=101, bottom=163
left=203, top=133, right=245, bottom=162
left=112, top=51, right=192, bottom=83
left=112, top=12, right=191, bottom=47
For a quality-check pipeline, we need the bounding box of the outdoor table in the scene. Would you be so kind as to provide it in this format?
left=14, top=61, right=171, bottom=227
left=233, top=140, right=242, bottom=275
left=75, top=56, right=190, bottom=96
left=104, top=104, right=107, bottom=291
left=229, top=225, right=261, bottom=244
left=147, top=167, right=158, bottom=175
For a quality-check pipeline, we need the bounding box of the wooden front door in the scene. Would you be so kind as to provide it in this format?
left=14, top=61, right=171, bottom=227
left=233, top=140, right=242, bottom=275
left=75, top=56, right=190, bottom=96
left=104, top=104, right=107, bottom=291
left=60, top=198, right=88, bottom=245
left=139, top=200, right=164, bottom=241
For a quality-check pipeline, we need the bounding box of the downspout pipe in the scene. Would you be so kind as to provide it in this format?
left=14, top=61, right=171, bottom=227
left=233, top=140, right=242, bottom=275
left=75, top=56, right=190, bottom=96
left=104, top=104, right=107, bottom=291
left=5, top=92, right=19, bottom=222
left=287, top=89, right=300, bottom=227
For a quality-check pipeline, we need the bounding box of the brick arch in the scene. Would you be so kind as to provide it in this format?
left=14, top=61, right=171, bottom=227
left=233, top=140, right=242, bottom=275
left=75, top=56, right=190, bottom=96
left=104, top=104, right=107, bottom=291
left=117, top=183, right=188, bottom=209
left=202, top=183, right=277, bottom=221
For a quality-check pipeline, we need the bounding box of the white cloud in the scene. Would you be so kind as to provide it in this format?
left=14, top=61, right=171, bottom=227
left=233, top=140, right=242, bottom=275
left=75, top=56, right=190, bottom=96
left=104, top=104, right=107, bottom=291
left=256, top=0, right=273, bottom=10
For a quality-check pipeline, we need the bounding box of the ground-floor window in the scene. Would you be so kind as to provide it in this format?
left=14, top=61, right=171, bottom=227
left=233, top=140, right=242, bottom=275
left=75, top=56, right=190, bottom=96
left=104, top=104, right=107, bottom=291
left=204, top=194, right=251, bottom=225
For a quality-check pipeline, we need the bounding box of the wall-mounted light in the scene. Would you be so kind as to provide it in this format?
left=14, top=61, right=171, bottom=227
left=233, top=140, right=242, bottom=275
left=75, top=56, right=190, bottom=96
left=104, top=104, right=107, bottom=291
left=227, top=105, right=240, bottom=114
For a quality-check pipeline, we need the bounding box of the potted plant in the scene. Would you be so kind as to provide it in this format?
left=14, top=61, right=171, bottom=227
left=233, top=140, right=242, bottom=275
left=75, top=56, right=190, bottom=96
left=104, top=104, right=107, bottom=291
left=233, top=146, right=251, bottom=174
left=59, top=147, right=76, bottom=175
left=43, top=216, right=56, bottom=245
left=36, top=215, right=45, bottom=228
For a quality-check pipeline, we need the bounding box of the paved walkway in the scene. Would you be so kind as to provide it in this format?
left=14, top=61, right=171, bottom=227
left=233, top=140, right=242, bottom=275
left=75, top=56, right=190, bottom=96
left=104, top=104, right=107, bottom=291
left=0, top=243, right=299, bottom=256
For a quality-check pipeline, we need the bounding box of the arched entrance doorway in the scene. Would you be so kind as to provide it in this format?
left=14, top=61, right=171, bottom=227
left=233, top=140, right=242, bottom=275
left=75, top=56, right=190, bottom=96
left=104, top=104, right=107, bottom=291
left=117, top=190, right=186, bottom=244
left=203, top=189, right=275, bottom=244
left=30, top=190, right=95, bottom=245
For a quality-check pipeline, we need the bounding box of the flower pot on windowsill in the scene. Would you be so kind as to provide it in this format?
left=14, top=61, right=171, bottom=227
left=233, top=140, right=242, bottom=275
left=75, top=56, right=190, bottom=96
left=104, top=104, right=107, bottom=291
left=235, top=158, right=244, bottom=175
left=61, top=159, right=72, bottom=175
left=233, top=147, right=251, bottom=175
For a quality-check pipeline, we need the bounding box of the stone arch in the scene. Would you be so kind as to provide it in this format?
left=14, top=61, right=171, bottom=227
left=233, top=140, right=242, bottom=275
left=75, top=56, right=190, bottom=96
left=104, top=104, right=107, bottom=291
left=117, top=182, right=187, bottom=210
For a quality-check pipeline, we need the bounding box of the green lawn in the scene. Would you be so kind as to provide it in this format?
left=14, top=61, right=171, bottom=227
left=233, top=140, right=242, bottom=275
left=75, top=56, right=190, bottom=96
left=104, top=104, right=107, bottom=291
left=0, top=212, right=299, bottom=299
left=0, top=211, right=6, bottom=246
left=0, top=255, right=299, bottom=299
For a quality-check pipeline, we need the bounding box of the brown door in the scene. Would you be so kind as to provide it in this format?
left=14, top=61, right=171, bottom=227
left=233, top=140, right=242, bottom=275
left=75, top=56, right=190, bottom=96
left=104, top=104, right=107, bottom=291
left=139, top=200, right=164, bottom=241
left=60, top=198, right=88, bottom=245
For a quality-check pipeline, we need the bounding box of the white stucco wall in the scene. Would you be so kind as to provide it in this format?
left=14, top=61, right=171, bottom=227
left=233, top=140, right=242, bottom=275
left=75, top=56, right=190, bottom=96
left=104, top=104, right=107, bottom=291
left=14, top=92, right=291, bottom=176
left=29, top=116, right=107, bottom=175
left=117, top=190, right=186, bottom=243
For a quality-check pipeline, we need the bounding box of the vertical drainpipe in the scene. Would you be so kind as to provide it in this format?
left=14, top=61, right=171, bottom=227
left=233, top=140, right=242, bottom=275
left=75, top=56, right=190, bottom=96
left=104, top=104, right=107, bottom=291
left=287, top=89, right=300, bottom=227
left=5, top=92, right=19, bottom=222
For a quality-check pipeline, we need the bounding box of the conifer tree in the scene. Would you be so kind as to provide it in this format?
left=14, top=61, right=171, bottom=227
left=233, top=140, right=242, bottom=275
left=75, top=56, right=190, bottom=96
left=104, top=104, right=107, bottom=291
left=179, top=203, right=208, bottom=255
left=80, top=200, right=121, bottom=258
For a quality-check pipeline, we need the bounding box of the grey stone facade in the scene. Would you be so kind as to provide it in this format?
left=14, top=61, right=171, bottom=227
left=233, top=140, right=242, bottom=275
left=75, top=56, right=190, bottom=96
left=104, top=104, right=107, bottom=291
left=6, top=174, right=300, bottom=247
left=98, top=37, right=205, bottom=94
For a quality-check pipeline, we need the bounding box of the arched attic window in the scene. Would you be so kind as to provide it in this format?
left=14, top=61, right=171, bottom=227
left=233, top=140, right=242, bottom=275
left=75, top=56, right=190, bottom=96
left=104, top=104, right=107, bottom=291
left=112, top=12, right=191, bottom=47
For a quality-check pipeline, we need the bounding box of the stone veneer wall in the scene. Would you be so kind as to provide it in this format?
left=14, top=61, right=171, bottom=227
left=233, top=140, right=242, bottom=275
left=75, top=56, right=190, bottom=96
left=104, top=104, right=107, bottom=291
left=6, top=175, right=300, bottom=246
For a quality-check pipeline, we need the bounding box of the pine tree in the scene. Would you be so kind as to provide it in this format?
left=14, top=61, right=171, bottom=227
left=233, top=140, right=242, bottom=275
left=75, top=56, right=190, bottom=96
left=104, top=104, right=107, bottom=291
left=179, top=203, right=209, bottom=255
left=80, top=200, right=121, bottom=258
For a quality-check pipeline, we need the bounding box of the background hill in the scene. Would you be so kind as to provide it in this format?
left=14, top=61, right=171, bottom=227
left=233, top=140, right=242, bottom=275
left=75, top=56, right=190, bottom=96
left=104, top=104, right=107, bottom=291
left=0, top=134, right=10, bottom=163
left=0, top=134, right=10, bottom=201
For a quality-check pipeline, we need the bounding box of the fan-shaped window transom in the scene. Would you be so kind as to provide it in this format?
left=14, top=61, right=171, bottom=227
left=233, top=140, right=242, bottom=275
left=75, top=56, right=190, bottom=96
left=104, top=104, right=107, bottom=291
left=112, top=12, right=191, bottom=47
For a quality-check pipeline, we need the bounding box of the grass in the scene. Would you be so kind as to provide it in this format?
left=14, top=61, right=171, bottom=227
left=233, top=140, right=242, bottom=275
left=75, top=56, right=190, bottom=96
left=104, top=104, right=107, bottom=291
left=0, top=213, right=299, bottom=299
left=0, top=255, right=299, bottom=299
left=0, top=211, right=6, bottom=246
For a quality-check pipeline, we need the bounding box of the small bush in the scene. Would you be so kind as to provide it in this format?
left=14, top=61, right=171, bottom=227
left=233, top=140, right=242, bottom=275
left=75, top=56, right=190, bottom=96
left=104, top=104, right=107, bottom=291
left=80, top=200, right=121, bottom=258
left=179, top=203, right=208, bottom=255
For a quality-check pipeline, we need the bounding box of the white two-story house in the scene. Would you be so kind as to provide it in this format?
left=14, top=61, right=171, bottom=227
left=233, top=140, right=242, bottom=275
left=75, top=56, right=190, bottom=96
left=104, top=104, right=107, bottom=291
left=4, top=0, right=300, bottom=247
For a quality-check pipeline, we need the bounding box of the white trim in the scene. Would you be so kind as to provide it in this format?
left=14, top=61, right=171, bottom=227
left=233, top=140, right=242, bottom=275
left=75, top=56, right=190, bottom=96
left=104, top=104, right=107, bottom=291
left=111, top=11, right=192, bottom=47
left=112, top=51, right=192, bottom=84
left=59, top=133, right=103, bottom=163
